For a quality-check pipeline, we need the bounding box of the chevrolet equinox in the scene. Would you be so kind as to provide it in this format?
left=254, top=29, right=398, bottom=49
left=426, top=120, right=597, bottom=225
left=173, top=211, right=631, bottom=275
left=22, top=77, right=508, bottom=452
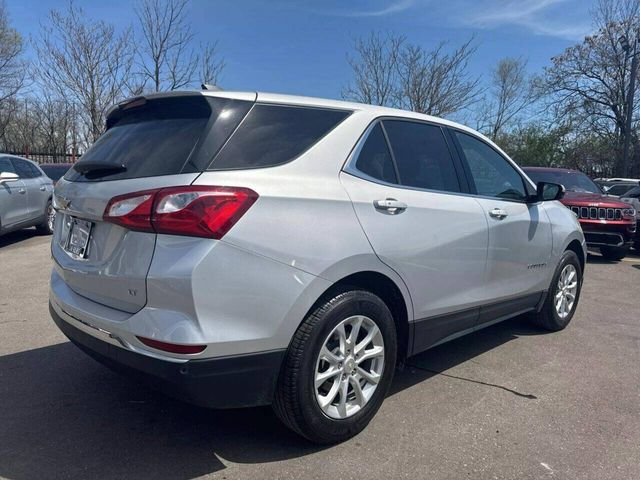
left=50, top=90, right=586, bottom=443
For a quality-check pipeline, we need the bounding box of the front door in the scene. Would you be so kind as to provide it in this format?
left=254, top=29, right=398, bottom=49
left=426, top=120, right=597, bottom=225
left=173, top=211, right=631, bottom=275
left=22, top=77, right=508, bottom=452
left=0, top=157, right=29, bottom=227
left=451, top=130, right=553, bottom=324
left=341, top=120, right=489, bottom=352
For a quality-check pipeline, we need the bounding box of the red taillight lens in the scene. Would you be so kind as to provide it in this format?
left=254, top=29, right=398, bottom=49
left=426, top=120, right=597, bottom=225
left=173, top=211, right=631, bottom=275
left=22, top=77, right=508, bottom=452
left=103, top=185, right=258, bottom=239
left=103, top=189, right=157, bottom=232
left=153, top=186, right=258, bottom=238
left=136, top=336, right=206, bottom=354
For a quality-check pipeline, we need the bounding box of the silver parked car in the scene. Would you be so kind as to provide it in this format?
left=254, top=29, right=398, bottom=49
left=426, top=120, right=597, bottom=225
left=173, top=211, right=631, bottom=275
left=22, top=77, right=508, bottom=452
left=49, top=91, right=586, bottom=443
left=0, top=154, right=55, bottom=236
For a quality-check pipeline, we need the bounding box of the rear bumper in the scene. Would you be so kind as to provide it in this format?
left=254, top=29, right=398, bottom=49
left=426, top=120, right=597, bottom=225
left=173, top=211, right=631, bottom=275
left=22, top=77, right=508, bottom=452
left=50, top=302, right=285, bottom=408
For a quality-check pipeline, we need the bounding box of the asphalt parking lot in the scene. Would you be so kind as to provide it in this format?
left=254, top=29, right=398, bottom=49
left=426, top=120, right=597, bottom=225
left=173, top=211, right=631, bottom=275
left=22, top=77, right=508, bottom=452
left=0, top=229, right=639, bottom=480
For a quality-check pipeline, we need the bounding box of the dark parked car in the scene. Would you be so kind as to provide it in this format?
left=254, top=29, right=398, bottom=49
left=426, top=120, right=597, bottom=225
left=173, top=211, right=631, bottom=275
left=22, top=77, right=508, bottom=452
left=39, top=163, right=73, bottom=185
left=524, top=167, right=636, bottom=261
left=619, top=186, right=640, bottom=250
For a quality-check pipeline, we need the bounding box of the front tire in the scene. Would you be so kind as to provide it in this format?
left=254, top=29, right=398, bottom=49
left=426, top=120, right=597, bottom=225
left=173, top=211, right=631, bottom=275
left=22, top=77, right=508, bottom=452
left=273, top=289, right=397, bottom=444
left=599, top=245, right=629, bottom=261
left=531, top=250, right=582, bottom=331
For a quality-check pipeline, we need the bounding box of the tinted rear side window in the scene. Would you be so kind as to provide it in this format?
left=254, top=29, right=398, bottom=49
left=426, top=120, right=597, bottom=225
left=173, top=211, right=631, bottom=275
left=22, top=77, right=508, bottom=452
left=0, top=157, right=16, bottom=174
left=210, top=104, right=351, bottom=170
left=355, top=123, right=397, bottom=184
left=65, top=96, right=252, bottom=182
left=382, top=120, right=460, bottom=192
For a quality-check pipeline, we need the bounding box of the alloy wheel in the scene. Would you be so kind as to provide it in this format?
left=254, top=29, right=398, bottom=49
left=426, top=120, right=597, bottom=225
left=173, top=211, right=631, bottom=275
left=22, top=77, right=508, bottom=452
left=47, top=203, right=55, bottom=232
left=555, top=264, right=578, bottom=319
left=314, top=315, right=385, bottom=420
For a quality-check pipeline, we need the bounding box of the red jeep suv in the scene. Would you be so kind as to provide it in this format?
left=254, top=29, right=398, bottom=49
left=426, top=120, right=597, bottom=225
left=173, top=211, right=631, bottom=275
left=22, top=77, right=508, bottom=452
left=523, top=167, right=636, bottom=261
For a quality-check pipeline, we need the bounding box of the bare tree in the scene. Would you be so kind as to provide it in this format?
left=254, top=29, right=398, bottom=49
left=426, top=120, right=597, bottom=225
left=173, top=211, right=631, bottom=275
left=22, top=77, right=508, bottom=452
left=396, top=37, right=481, bottom=117
left=33, top=91, right=73, bottom=160
left=136, top=0, right=223, bottom=91
left=343, top=33, right=481, bottom=117
left=478, top=57, right=538, bottom=140
left=543, top=0, right=640, bottom=175
left=0, top=1, right=25, bottom=107
left=342, top=32, right=404, bottom=107
left=34, top=2, right=134, bottom=145
left=200, top=41, right=225, bottom=86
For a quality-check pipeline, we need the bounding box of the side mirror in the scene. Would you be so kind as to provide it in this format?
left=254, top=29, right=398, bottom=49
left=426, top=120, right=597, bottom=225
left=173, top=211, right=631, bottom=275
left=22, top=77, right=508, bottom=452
left=537, top=181, right=565, bottom=201
left=0, top=171, right=19, bottom=184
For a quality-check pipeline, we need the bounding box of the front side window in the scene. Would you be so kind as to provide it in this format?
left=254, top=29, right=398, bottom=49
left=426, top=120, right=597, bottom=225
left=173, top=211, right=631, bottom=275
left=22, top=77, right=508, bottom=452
left=354, top=123, right=397, bottom=184
left=11, top=159, right=36, bottom=179
left=455, top=132, right=527, bottom=201
left=383, top=120, right=460, bottom=193
left=210, top=104, right=351, bottom=170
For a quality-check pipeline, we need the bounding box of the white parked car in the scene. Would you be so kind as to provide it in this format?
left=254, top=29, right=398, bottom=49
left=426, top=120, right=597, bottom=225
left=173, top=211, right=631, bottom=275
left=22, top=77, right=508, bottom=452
left=0, top=154, right=55, bottom=236
left=49, top=90, right=586, bottom=443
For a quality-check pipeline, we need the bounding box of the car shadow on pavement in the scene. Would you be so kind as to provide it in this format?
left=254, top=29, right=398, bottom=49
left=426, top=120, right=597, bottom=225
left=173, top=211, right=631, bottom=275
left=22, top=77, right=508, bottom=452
left=0, top=228, right=43, bottom=249
left=0, top=315, right=544, bottom=480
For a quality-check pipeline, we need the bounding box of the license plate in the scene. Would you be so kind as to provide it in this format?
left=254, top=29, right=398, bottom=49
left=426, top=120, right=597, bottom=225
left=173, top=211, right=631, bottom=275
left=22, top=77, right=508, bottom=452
left=65, top=218, right=93, bottom=258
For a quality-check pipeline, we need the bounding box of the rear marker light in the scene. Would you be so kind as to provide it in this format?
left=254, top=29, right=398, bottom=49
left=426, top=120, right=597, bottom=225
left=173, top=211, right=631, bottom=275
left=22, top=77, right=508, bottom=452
left=137, top=336, right=206, bottom=354
left=103, top=186, right=258, bottom=239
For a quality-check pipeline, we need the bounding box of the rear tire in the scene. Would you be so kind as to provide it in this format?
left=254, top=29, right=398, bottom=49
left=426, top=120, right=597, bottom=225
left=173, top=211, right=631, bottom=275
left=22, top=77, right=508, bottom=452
left=531, top=250, right=582, bottom=331
left=599, top=245, right=629, bottom=261
left=36, top=200, right=54, bottom=235
left=273, top=289, right=397, bottom=444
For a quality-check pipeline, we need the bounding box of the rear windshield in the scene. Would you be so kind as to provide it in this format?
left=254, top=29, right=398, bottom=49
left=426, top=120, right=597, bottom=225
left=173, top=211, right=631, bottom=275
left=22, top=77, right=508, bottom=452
left=65, top=95, right=252, bottom=182
left=209, top=104, right=351, bottom=170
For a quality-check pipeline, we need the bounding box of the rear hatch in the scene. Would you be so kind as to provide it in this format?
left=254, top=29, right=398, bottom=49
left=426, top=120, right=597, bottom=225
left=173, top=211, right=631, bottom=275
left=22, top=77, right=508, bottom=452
left=52, top=92, right=255, bottom=313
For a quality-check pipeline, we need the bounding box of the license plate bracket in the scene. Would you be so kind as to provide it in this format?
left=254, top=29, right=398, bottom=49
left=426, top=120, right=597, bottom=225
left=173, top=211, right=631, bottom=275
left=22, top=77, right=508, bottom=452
left=64, top=218, right=93, bottom=258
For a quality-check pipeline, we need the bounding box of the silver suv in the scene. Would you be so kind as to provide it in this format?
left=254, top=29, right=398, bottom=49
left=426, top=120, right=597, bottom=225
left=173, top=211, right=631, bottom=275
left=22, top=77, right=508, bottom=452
left=49, top=91, right=586, bottom=443
left=0, top=155, right=55, bottom=236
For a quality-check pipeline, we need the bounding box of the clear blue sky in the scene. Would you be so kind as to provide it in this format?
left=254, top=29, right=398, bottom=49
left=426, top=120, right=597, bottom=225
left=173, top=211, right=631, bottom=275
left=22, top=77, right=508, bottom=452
left=5, top=0, right=594, bottom=103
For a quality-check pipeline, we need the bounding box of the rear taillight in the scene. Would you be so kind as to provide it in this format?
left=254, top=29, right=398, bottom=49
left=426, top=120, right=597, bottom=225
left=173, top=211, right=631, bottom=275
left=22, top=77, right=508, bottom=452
left=103, top=186, right=258, bottom=238
left=103, top=190, right=157, bottom=232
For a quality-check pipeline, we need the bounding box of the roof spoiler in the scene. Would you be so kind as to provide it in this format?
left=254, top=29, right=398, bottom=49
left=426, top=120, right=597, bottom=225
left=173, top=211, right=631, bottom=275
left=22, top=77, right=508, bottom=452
left=202, top=83, right=223, bottom=91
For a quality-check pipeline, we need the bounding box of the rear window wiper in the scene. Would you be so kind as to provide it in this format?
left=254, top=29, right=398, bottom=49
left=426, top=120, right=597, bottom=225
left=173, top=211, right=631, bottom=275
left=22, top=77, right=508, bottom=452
left=73, top=161, right=127, bottom=175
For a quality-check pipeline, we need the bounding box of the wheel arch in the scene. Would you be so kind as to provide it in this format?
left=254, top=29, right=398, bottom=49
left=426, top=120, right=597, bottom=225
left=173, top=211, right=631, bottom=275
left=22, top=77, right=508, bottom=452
left=565, top=239, right=585, bottom=272
left=307, top=270, right=412, bottom=362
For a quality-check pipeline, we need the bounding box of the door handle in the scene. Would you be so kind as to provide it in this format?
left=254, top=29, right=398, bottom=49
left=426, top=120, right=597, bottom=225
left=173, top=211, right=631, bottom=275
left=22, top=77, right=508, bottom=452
left=374, top=198, right=407, bottom=214
left=18, top=188, right=26, bottom=194
left=40, top=185, right=46, bottom=191
left=489, top=208, right=508, bottom=219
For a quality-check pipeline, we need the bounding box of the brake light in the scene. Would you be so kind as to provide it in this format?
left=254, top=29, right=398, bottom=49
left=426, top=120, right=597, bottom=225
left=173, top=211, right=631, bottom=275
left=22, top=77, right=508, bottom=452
left=137, top=336, right=206, bottom=354
left=103, top=186, right=258, bottom=238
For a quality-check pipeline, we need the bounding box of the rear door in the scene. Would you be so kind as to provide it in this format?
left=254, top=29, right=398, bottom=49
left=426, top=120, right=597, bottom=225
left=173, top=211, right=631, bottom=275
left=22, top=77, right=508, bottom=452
left=51, top=93, right=254, bottom=313
left=450, top=129, right=552, bottom=322
left=0, top=157, right=29, bottom=226
left=341, top=119, right=488, bottom=351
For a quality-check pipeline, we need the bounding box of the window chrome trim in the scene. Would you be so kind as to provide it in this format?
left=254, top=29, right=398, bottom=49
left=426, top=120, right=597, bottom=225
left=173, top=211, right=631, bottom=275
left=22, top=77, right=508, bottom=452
left=343, top=115, right=542, bottom=205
